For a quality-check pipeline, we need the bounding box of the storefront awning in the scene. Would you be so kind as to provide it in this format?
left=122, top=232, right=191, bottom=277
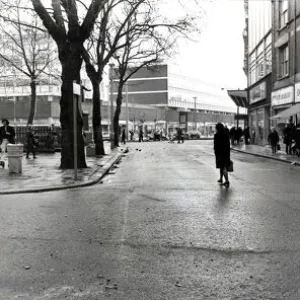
left=270, top=103, right=300, bottom=120
left=227, top=90, right=248, bottom=108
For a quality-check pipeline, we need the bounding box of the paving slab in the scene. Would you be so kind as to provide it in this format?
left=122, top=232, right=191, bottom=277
left=0, top=143, right=125, bottom=195
left=231, top=143, right=300, bottom=166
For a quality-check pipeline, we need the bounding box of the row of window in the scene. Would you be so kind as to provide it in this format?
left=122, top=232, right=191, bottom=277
left=249, top=32, right=272, bottom=85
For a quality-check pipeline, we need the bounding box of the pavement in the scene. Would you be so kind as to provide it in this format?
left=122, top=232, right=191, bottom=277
left=0, top=139, right=299, bottom=195
left=231, top=142, right=300, bottom=165
left=0, top=142, right=125, bottom=195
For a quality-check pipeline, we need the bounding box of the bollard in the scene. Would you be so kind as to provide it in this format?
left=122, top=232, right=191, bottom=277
left=7, top=144, right=24, bottom=174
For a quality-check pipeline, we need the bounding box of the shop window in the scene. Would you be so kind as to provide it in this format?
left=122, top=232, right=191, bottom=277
left=280, top=0, right=288, bottom=29
left=279, top=44, right=289, bottom=78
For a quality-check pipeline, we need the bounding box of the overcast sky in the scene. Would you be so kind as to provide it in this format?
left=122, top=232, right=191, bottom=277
left=169, top=0, right=247, bottom=90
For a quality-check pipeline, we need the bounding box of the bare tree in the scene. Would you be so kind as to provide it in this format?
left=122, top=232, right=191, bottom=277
left=0, top=2, right=57, bottom=125
left=111, top=2, right=197, bottom=147
left=82, top=0, right=147, bottom=155
left=29, top=0, right=108, bottom=169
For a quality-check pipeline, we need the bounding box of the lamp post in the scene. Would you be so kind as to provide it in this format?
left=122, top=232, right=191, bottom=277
left=294, top=0, right=297, bottom=124
left=125, top=83, right=129, bottom=141
left=106, top=84, right=110, bottom=137
left=109, top=63, right=115, bottom=150
left=193, top=96, right=197, bottom=130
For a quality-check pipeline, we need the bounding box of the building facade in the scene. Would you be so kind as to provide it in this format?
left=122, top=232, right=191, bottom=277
left=270, top=0, right=300, bottom=134
left=112, top=64, right=241, bottom=136
left=0, top=63, right=240, bottom=137
left=246, top=0, right=272, bottom=145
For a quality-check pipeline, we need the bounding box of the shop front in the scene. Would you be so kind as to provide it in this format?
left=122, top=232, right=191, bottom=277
left=248, top=75, right=271, bottom=146
left=270, top=85, right=294, bottom=136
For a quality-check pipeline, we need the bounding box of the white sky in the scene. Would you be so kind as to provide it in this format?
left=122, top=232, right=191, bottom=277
left=169, top=0, right=247, bottom=90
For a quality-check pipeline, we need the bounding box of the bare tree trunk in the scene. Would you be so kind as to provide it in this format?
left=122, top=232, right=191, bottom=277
left=27, top=78, right=36, bottom=125
left=113, top=84, right=124, bottom=147
left=85, top=63, right=105, bottom=156
left=92, top=81, right=105, bottom=155
left=59, top=43, right=87, bottom=169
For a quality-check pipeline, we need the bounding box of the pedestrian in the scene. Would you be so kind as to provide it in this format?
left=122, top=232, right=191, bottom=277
left=176, top=127, right=181, bottom=143
left=214, top=123, right=231, bottom=188
left=224, top=125, right=229, bottom=136
left=129, top=130, right=134, bottom=141
left=292, top=125, right=300, bottom=156
left=229, top=126, right=236, bottom=145
left=26, top=126, right=38, bottom=159
left=138, top=128, right=144, bottom=142
left=177, top=127, right=184, bottom=143
left=236, top=127, right=243, bottom=144
left=180, top=128, right=185, bottom=143
left=0, top=119, right=15, bottom=159
left=243, top=126, right=250, bottom=145
left=283, top=123, right=292, bottom=154
left=121, top=127, right=126, bottom=144
left=268, top=127, right=279, bottom=154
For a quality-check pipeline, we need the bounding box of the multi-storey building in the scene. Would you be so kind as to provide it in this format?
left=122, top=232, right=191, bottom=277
left=0, top=60, right=241, bottom=136
left=270, top=0, right=300, bottom=132
left=111, top=64, right=242, bottom=136
left=246, top=0, right=273, bottom=145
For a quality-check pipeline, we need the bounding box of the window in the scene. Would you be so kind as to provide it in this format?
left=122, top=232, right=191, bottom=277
left=265, top=45, right=272, bottom=74
left=279, top=44, right=289, bottom=77
left=280, top=0, right=288, bottom=28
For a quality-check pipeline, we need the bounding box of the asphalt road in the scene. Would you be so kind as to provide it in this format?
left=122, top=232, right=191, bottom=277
left=1, top=140, right=300, bottom=300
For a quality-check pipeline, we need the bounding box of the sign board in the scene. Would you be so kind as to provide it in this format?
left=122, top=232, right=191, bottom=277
left=249, top=82, right=266, bottom=104
left=271, top=86, right=294, bottom=106
left=295, top=82, right=300, bottom=103
left=73, top=82, right=81, bottom=95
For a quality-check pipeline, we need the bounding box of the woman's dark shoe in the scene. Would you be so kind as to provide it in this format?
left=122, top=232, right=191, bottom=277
left=222, top=181, right=230, bottom=188
left=217, top=179, right=223, bottom=183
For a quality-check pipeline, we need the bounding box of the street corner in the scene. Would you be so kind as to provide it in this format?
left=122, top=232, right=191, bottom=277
left=0, top=150, right=126, bottom=194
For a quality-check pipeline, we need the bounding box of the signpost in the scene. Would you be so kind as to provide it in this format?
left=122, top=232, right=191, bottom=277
left=109, top=64, right=115, bottom=150
left=73, top=82, right=80, bottom=181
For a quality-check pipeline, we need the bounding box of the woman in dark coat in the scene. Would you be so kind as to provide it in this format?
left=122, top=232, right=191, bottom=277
left=214, top=123, right=230, bottom=187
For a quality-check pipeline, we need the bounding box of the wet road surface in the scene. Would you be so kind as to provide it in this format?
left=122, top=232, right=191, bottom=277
left=1, top=140, right=300, bottom=299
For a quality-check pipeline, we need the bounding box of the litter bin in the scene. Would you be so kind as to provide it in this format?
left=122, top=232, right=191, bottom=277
left=7, top=144, right=24, bottom=174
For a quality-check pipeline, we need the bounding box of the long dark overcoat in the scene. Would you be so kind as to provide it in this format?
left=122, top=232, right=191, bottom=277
left=214, top=131, right=230, bottom=169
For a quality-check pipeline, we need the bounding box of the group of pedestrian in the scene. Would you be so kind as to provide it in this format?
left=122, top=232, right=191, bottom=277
left=0, top=119, right=15, bottom=167
left=0, top=119, right=38, bottom=164
left=283, top=123, right=300, bottom=155
left=229, top=126, right=249, bottom=145
left=121, top=127, right=145, bottom=144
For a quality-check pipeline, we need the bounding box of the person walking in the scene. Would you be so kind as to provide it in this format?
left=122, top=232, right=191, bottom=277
left=268, top=127, right=279, bottom=154
left=26, top=126, right=38, bottom=159
left=129, top=130, right=134, bottom=141
left=214, top=123, right=231, bottom=188
left=229, top=126, right=236, bottom=145
left=236, top=127, right=243, bottom=144
left=243, top=126, right=250, bottom=145
left=283, top=123, right=292, bottom=154
left=121, top=127, right=126, bottom=145
left=0, top=119, right=15, bottom=160
left=138, top=128, right=144, bottom=142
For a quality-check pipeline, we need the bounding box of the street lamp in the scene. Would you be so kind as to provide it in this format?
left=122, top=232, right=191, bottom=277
left=109, top=63, right=115, bottom=150
left=193, top=96, right=197, bottom=130
left=125, top=83, right=129, bottom=141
